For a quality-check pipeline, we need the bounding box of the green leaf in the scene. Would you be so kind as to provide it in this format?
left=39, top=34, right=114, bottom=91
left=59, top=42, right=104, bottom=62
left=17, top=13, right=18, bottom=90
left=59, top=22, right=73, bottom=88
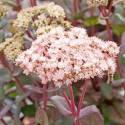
left=100, top=83, right=112, bottom=100
left=84, top=16, right=99, bottom=27
left=4, top=82, right=16, bottom=90
left=8, top=92, right=18, bottom=98
left=73, top=85, right=79, bottom=102
left=73, top=12, right=84, bottom=20
left=120, top=55, right=125, bottom=65
left=20, top=74, right=32, bottom=85
left=0, top=88, right=5, bottom=100
left=100, top=104, right=110, bottom=125
left=115, top=13, right=125, bottom=22
left=21, top=105, right=36, bottom=117
left=0, top=69, right=11, bottom=83
left=113, top=73, right=121, bottom=80
left=112, top=24, right=125, bottom=36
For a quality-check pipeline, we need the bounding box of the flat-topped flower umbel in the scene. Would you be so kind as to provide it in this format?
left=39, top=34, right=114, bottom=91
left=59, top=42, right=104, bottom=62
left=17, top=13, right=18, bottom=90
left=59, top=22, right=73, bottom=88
left=16, top=27, right=119, bottom=87
left=14, top=2, right=71, bottom=37
left=0, top=32, right=24, bottom=60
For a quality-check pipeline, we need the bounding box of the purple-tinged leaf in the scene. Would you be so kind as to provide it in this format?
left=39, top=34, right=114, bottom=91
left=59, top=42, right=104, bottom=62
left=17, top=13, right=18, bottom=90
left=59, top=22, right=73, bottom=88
left=6, top=11, right=17, bottom=19
left=0, top=105, right=11, bottom=119
left=51, top=95, right=72, bottom=116
left=78, top=105, right=104, bottom=125
left=0, top=68, right=11, bottom=84
left=112, top=78, right=125, bottom=87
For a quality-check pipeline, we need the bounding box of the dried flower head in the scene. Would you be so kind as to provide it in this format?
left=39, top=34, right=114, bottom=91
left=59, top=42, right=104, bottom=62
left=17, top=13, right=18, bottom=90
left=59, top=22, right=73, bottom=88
left=0, top=32, right=24, bottom=60
left=16, top=27, right=119, bottom=87
left=87, top=0, right=109, bottom=7
left=14, top=2, right=71, bottom=36
left=0, top=2, right=10, bottom=18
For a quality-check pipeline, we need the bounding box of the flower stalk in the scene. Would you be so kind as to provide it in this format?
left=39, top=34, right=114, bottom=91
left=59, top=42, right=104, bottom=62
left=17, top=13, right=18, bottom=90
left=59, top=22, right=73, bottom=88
left=99, top=6, right=112, bottom=41
left=72, top=0, right=80, bottom=14
left=43, top=84, right=48, bottom=110
left=1, top=119, right=8, bottom=125
left=77, top=80, right=89, bottom=115
left=63, top=80, right=89, bottom=125
left=68, top=84, right=76, bottom=117
left=30, top=0, right=37, bottom=7
left=16, top=0, right=22, bottom=11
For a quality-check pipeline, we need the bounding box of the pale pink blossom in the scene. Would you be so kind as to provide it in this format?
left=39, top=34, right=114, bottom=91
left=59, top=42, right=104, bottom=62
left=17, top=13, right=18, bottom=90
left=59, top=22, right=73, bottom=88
left=16, top=27, right=119, bottom=87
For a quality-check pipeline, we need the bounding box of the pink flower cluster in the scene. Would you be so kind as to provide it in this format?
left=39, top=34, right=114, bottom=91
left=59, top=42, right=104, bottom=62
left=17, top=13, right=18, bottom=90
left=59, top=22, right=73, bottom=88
left=16, top=27, right=119, bottom=87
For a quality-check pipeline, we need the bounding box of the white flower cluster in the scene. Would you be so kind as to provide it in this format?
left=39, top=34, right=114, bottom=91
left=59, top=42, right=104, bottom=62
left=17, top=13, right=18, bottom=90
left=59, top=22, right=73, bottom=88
left=87, top=0, right=109, bottom=7
left=13, top=2, right=69, bottom=33
left=16, top=27, right=119, bottom=87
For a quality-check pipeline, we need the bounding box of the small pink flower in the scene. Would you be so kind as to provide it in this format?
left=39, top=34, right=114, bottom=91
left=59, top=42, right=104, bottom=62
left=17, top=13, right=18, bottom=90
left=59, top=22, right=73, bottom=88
left=16, top=27, right=119, bottom=87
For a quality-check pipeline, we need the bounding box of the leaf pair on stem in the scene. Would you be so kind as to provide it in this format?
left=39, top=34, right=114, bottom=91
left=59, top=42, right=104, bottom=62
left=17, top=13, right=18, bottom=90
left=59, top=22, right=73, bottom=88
left=51, top=80, right=104, bottom=125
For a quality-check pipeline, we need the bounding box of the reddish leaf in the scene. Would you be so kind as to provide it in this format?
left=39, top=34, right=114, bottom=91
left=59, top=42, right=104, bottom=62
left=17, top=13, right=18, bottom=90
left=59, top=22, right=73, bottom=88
left=78, top=105, right=104, bottom=125
left=51, top=95, right=72, bottom=116
left=0, top=105, right=11, bottom=119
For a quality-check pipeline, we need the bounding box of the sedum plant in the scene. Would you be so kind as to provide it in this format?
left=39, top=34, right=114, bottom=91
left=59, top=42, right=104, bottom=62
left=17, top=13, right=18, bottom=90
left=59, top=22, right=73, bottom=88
left=16, top=26, right=119, bottom=86
left=0, top=0, right=125, bottom=125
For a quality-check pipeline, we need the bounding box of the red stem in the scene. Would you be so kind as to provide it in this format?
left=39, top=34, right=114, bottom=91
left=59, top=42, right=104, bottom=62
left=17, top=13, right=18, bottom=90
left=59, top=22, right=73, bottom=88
left=30, top=0, right=33, bottom=7
left=68, top=84, right=76, bottom=117
left=77, top=80, right=89, bottom=115
left=26, top=31, right=35, bottom=40
left=74, top=120, right=80, bottom=125
left=90, top=8, right=96, bottom=36
left=30, top=0, right=37, bottom=7
left=14, top=76, right=26, bottom=93
left=16, top=0, right=20, bottom=5
left=43, top=84, right=48, bottom=110
left=0, top=53, right=25, bottom=93
left=68, top=84, right=81, bottom=125
left=1, top=119, right=8, bottom=125
left=63, top=92, right=72, bottom=108
left=107, top=0, right=113, bottom=11
left=99, top=6, right=112, bottom=41
left=72, top=0, right=79, bottom=14
left=16, top=0, right=22, bottom=11
left=105, top=19, right=112, bottom=41
left=64, top=83, right=89, bottom=125
left=116, top=57, right=123, bottom=77
left=117, top=36, right=121, bottom=45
